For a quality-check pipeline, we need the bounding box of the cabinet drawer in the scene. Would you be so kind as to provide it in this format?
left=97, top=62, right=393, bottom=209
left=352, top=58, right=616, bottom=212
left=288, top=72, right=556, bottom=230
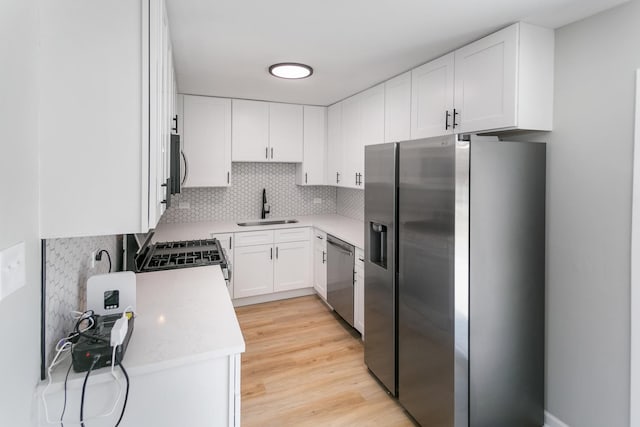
left=234, top=230, right=274, bottom=247
left=274, top=227, right=310, bottom=243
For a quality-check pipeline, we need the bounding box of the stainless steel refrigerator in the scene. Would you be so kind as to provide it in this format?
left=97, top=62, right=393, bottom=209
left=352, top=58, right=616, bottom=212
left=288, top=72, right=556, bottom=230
left=364, top=135, right=545, bottom=427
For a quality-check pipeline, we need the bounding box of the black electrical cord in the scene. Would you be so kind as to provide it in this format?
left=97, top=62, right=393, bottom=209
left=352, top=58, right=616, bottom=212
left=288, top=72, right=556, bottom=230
left=95, top=249, right=112, bottom=273
left=60, top=362, right=72, bottom=427
left=80, top=356, right=99, bottom=427
left=115, top=361, right=130, bottom=427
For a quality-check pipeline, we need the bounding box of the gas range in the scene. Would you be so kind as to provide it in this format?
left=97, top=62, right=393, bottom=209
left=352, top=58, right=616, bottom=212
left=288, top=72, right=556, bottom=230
left=130, top=233, right=231, bottom=281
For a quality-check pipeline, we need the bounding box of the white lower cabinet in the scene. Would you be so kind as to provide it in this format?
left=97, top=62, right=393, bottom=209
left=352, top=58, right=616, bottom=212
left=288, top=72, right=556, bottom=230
left=233, top=244, right=274, bottom=298
left=274, top=241, right=312, bottom=292
left=233, top=228, right=312, bottom=299
left=354, top=248, right=365, bottom=335
left=313, top=230, right=328, bottom=299
left=212, top=233, right=234, bottom=298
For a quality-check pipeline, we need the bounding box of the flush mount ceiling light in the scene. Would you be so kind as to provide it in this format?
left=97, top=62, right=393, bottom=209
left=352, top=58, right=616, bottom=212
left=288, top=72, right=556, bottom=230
left=268, top=63, right=313, bottom=79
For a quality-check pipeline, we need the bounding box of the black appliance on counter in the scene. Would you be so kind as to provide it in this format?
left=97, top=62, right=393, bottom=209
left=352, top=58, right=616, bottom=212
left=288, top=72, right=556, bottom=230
left=124, top=232, right=231, bottom=282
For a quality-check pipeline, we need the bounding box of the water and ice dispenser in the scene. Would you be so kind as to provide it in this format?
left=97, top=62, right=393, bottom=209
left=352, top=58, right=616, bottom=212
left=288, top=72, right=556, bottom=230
left=369, top=222, right=387, bottom=269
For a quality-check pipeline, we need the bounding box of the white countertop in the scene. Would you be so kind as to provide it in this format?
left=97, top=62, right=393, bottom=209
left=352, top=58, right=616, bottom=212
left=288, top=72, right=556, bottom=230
left=153, top=214, right=365, bottom=249
left=42, top=265, right=244, bottom=389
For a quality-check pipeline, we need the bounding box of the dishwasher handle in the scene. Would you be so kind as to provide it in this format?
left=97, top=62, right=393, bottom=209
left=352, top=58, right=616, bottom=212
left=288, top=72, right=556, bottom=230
left=327, top=237, right=354, bottom=256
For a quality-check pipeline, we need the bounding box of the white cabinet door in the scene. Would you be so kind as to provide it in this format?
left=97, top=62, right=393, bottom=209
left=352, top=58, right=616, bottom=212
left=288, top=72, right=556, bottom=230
left=212, top=233, right=234, bottom=298
left=313, top=231, right=327, bottom=300
left=233, top=244, right=274, bottom=298
left=327, top=102, right=343, bottom=186
left=39, top=0, right=175, bottom=238
left=296, top=106, right=327, bottom=185
left=385, top=71, right=411, bottom=143
left=354, top=248, right=365, bottom=335
left=454, top=25, right=517, bottom=134
left=182, top=95, right=231, bottom=187
left=341, top=96, right=361, bottom=189
left=358, top=84, right=385, bottom=188
left=360, top=84, right=385, bottom=147
left=274, top=241, right=312, bottom=292
left=232, top=99, right=270, bottom=162
left=269, top=103, right=303, bottom=162
left=411, top=52, right=455, bottom=139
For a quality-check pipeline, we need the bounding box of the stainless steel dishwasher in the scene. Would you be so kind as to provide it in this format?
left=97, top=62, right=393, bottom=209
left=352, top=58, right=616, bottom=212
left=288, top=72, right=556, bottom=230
left=326, top=234, right=355, bottom=327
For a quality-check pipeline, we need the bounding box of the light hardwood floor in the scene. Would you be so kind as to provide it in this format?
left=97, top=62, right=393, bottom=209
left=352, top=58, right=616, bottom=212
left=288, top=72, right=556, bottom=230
left=235, top=295, right=415, bottom=427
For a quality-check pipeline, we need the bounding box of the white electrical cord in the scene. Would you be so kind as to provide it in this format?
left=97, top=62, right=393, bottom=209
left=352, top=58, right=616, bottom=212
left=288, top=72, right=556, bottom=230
left=41, top=310, right=128, bottom=425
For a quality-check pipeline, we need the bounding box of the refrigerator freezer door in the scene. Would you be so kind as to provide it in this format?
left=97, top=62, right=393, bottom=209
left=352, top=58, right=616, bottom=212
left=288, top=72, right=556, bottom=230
left=398, top=136, right=456, bottom=426
left=364, top=143, right=397, bottom=396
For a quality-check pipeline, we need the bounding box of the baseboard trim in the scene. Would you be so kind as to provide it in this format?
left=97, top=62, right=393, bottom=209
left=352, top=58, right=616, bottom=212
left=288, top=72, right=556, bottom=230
left=232, top=287, right=316, bottom=307
left=545, top=411, right=570, bottom=427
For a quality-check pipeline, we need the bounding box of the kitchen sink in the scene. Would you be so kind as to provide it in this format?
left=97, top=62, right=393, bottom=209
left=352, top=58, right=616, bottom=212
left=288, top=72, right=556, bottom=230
left=237, top=219, right=299, bottom=226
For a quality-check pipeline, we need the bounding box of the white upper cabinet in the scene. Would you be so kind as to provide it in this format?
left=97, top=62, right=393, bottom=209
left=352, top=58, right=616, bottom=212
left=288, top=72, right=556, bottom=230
left=232, top=99, right=270, bottom=161
left=39, top=0, right=175, bottom=238
left=360, top=83, right=385, bottom=147
left=453, top=22, right=554, bottom=133
left=341, top=95, right=361, bottom=189
left=336, top=84, right=384, bottom=189
left=296, top=106, right=327, bottom=186
left=182, top=95, right=232, bottom=187
left=232, top=100, right=304, bottom=163
left=327, top=102, right=343, bottom=186
left=385, top=71, right=412, bottom=143
left=411, top=53, right=455, bottom=139
left=269, top=103, right=303, bottom=162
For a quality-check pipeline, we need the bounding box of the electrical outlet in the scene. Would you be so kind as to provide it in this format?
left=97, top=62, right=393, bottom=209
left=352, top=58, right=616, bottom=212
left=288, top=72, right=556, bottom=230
left=313, top=198, right=322, bottom=204
left=90, top=250, right=96, bottom=268
left=178, top=202, right=190, bottom=209
left=0, top=242, right=26, bottom=302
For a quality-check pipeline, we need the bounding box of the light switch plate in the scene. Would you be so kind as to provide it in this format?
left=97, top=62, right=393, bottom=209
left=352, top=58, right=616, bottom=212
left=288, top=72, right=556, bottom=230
left=0, top=242, right=26, bottom=301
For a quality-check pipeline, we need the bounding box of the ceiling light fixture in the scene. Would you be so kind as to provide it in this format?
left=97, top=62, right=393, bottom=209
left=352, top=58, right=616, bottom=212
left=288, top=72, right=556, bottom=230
left=268, top=63, right=313, bottom=79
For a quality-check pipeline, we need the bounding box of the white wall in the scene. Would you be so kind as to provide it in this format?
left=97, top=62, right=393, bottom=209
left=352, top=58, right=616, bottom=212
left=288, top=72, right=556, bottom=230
left=543, top=1, right=640, bottom=425
left=0, top=0, right=42, bottom=425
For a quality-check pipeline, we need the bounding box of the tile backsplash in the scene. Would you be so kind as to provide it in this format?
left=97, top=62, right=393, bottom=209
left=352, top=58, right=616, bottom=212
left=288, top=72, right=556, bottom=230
left=337, top=188, right=364, bottom=221
left=44, top=235, right=119, bottom=368
left=161, top=162, right=337, bottom=223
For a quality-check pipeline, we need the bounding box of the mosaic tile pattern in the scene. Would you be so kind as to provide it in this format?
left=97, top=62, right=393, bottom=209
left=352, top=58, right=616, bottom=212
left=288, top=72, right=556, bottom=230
left=45, top=235, right=119, bottom=367
left=160, top=162, right=337, bottom=223
left=337, top=187, right=364, bottom=221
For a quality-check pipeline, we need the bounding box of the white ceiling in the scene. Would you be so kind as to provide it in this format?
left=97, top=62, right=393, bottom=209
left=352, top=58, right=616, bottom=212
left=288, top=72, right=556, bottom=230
left=167, top=0, right=627, bottom=106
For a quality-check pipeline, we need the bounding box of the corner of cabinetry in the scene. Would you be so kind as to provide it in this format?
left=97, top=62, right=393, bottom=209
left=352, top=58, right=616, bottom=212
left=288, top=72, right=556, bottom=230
left=516, top=22, right=555, bottom=131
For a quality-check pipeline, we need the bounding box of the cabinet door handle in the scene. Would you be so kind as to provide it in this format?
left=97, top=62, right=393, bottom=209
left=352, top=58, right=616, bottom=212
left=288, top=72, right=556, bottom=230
left=355, top=173, right=358, bottom=186
left=271, top=147, right=274, bottom=159
left=265, top=147, right=269, bottom=159
left=305, top=172, right=308, bottom=184
left=336, top=172, right=340, bottom=184
left=322, top=251, right=326, bottom=264
left=227, top=171, right=230, bottom=184
left=172, top=115, right=178, bottom=133
left=181, top=150, right=189, bottom=186
left=358, top=258, right=364, bottom=262
left=270, top=247, right=273, bottom=259
left=316, top=235, right=323, bottom=240
left=445, top=110, right=451, bottom=130
left=229, top=236, right=232, bottom=249
left=453, top=108, right=460, bottom=129
left=276, top=246, right=279, bottom=259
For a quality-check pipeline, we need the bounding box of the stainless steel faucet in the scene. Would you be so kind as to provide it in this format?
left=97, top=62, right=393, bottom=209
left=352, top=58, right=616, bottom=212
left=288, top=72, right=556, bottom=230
left=261, top=188, right=270, bottom=219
